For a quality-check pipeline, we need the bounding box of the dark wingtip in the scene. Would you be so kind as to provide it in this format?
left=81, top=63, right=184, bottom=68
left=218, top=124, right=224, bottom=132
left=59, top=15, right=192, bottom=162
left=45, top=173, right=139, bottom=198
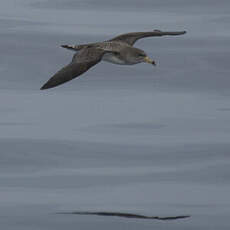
left=176, top=30, right=187, bottom=35
left=153, top=29, right=187, bottom=35
left=40, top=80, right=54, bottom=90
left=169, top=30, right=187, bottom=36
left=61, top=45, right=68, bottom=49
left=40, top=84, right=49, bottom=90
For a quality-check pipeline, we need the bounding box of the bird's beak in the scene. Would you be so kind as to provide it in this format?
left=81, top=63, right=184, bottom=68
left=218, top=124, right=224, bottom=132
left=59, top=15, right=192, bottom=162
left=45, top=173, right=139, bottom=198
left=144, top=56, right=156, bottom=66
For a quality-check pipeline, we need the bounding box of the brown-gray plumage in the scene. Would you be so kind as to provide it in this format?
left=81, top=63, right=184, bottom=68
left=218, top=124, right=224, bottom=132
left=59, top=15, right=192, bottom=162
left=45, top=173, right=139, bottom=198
left=40, top=30, right=186, bottom=90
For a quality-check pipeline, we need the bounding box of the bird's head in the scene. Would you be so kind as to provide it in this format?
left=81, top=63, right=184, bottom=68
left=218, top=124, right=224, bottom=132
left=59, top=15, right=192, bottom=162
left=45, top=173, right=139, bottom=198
left=132, top=48, right=156, bottom=66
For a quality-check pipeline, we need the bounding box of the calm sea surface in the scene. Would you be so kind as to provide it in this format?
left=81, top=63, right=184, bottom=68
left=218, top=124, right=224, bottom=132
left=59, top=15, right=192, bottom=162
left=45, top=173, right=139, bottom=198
left=1, top=0, right=230, bottom=229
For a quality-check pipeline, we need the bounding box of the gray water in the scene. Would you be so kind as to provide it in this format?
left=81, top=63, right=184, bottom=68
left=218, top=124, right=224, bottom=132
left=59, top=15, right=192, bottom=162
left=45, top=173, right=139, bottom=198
left=1, top=0, right=230, bottom=229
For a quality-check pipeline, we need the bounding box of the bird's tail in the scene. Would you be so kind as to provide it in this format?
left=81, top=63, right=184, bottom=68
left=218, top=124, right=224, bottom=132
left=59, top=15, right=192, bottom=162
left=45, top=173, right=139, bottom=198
left=61, top=44, right=84, bottom=51
left=61, top=42, right=98, bottom=51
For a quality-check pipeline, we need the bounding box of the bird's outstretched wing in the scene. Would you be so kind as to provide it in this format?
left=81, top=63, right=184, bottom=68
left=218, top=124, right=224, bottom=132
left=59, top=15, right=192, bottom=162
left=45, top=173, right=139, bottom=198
left=40, top=47, right=105, bottom=90
left=109, top=30, right=186, bottom=46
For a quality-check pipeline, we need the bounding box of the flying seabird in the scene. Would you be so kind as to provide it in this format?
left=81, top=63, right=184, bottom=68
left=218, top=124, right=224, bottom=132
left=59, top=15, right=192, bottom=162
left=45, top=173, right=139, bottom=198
left=40, top=30, right=186, bottom=90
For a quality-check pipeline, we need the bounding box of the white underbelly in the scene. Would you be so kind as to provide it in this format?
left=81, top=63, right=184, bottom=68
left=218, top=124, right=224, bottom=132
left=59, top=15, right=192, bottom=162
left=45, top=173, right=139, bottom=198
left=102, top=53, right=127, bottom=65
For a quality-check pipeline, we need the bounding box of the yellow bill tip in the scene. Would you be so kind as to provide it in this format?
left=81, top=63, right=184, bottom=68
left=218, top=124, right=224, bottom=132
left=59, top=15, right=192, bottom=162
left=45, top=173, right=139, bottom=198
left=144, top=56, right=156, bottom=65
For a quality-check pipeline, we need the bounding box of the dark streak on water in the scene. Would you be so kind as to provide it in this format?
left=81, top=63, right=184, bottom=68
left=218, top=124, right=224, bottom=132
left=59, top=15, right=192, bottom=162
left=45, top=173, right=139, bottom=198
left=58, top=211, right=190, bottom=220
